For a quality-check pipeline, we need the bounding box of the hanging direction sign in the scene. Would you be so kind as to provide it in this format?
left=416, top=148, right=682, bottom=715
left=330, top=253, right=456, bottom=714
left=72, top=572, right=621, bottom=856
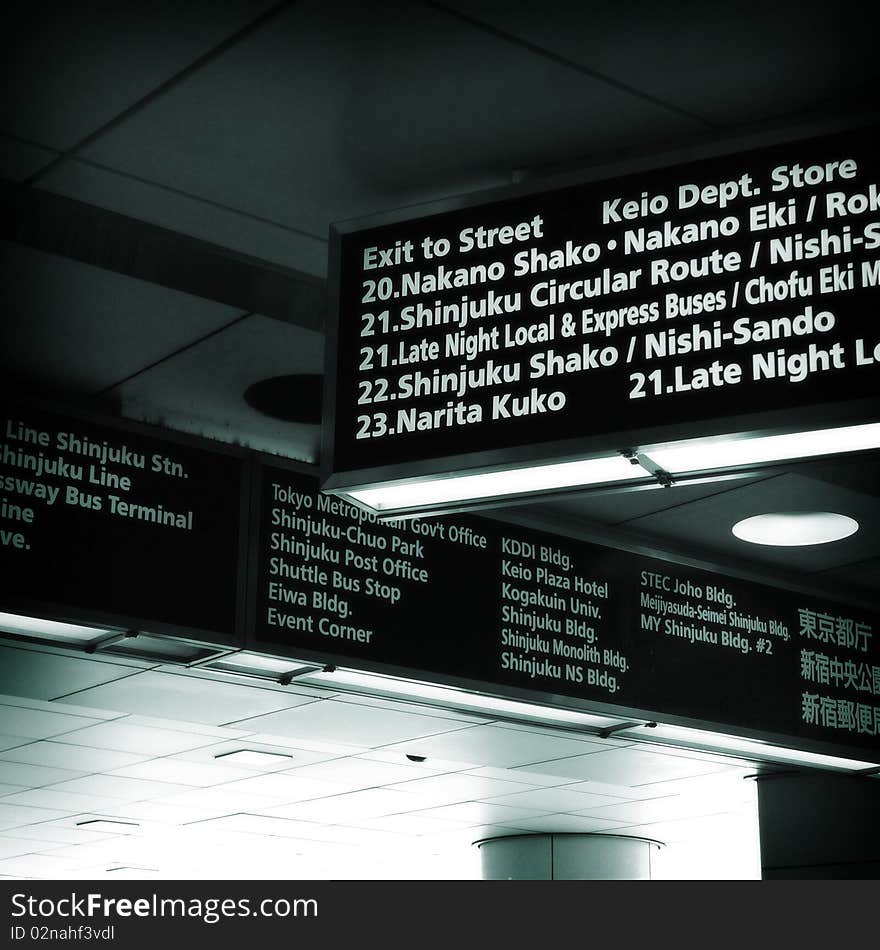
left=324, top=124, right=880, bottom=494
left=0, top=401, right=247, bottom=642
left=252, top=463, right=880, bottom=756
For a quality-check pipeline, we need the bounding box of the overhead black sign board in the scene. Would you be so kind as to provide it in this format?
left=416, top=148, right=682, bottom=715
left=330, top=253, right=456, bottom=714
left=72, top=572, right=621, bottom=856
left=0, top=400, right=247, bottom=644
left=324, top=123, right=880, bottom=493
left=251, top=463, right=880, bottom=757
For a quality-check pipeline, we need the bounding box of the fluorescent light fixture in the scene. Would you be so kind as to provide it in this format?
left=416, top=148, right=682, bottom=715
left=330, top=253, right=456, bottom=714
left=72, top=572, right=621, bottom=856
left=214, top=749, right=294, bottom=766
left=0, top=611, right=112, bottom=645
left=337, top=421, right=880, bottom=516
left=346, top=454, right=646, bottom=512
left=732, top=512, right=859, bottom=546
left=621, top=721, right=879, bottom=772
left=204, top=651, right=319, bottom=680
left=301, top=665, right=624, bottom=730
left=647, top=421, right=880, bottom=475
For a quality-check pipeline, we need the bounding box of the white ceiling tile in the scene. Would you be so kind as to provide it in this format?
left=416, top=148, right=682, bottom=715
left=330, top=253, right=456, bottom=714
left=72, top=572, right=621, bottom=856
left=501, top=813, right=628, bottom=834
left=560, top=779, right=677, bottom=801
left=173, top=666, right=330, bottom=701
left=231, top=701, right=468, bottom=748
left=108, top=759, right=249, bottom=787
left=186, top=814, right=330, bottom=840
left=351, top=750, right=472, bottom=774
left=57, top=721, right=223, bottom=756
left=0, top=835, right=66, bottom=858
left=463, top=766, right=579, bottom=788
left=0, top=804, right=73, bottom=831
left=400, top=801, right=545, bottom=826
left=0, top=741, right=150, bottom=772
left=97, top=802, right=218, bottom=826
left=613, top=813, right=751, bottom=845
left=153, top=786, right=279, bottom=814
left=0, top=762, right=85, bottom=788
left=0, top=646, right=137, bottom=702
left=381, top=723, right=607, bottom=769
left=0, top=706, right=104, bottom=741
left=266, top=788, right=421, bottom=823
left=483, top=786, right=626, bottom=813
left=349, top=813, right=473, bottom=836
left=244, top=734, right=364, bottom=756
left=422, top=825, right=531, bottom=849
left=123, top=715, right=254, bottom=739
left=48, top=775, right=190, bottom=802
left=282, top=756, right=447, bottom=791
left=304, top=824, right=416, bottom=847
left=0, top=789, right=120, bottom=813
left=173, top=739, right=345, bottom=770
left=627, top=770, right=756, bottom=803
left=64, top=671, right=308, bottom=726
left=36, top=839, right=137, bottom=863
left=0, top=695, right=121, bottom=724
left=387, top=772, right=538, bottom=807
left=219, top=773, right=345, bottom=804
left=0, top=823, right=120, bottom=845
left=584, top=797, right=718, bottom=824
left=514, top=748, right=732, bottom=785
left=0, top=853, right=88, bottom=877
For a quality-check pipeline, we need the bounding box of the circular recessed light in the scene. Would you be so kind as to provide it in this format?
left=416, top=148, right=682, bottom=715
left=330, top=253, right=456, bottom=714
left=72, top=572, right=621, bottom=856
left=732, top=512, right=859, bottom=547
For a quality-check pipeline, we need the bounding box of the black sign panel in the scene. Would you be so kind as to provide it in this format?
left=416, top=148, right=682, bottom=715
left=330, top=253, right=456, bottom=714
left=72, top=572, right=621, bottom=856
left=0, top=401, right=246, bottom=641
left=326, top=124, right=880, bottom=485
left=252, top=464, right=880, bottom=755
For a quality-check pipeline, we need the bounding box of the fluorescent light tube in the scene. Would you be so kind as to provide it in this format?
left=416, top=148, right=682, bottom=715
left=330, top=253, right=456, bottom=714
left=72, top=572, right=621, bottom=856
left=347, top=454, right=645, bottom=512
left=646, top=422, right=880, bottom=475
left=302, top=666, right=624, bottom=730
left=624, top=721, right=879, bottom=772
left=0, top=611, right=112, bottom=644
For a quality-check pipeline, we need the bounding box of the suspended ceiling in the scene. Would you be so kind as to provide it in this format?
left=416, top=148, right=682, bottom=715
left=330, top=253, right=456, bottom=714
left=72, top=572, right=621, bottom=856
left=1, top=0, right=879, bottom=878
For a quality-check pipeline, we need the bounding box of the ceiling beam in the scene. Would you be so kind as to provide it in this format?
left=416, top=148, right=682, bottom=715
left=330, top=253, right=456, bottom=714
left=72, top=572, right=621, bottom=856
left=0, top=180, right=326, bottom=331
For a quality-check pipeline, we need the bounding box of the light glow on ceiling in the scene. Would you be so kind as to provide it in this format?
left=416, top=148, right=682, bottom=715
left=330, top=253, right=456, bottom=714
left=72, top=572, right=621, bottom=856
left=345, top=454, right=646, bottom=512
left=732, top=511, right=859, bottom=546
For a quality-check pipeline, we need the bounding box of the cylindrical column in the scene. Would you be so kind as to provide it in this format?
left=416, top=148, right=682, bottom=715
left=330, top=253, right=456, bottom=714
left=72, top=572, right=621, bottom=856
left=476, top=833, right=663, bottom=880
left=755, top=771, right=880, bottom=879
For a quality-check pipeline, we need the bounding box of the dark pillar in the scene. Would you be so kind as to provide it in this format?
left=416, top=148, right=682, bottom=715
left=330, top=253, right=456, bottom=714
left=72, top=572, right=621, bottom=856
left=755, top=771, right=880, bottom=878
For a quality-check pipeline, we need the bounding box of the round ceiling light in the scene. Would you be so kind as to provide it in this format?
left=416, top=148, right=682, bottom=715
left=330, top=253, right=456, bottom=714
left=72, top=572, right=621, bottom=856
left=732, top=512, right=859, bottom=547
